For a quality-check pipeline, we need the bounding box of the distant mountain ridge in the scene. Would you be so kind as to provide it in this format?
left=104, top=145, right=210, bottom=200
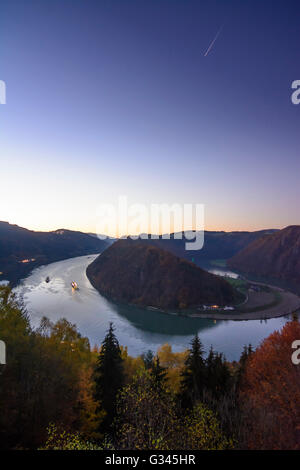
left=0, top=221, right=108, bottom=285
left=228, top=226, right=300, bottom=284
left=0, top=221, right=281, bottom=287
left=130, top=229, right=278, bottom=266
left=86, top=238, right=240, bottom=310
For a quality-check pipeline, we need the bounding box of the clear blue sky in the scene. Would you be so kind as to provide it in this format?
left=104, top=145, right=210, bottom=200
left=0, top=0, right=300, bottom=233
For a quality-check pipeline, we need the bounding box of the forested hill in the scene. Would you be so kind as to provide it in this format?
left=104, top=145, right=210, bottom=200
left=86, top=238, right=239, bottom=310
left=228, top=225, right=300, bottom=284
left=0, top=221, right=108, bottom=285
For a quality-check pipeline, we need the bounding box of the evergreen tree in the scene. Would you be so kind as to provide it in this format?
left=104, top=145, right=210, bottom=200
left=237, top=344, right=253, bottom=387
left=141, top=350, right=154, bottom=369
left=240, top=344, right=253, bottom=368
left=141, top=351, right=166, bottom=389
left=205, top=348, right=231, bottom=399
left=205, top=345, right=215, bottom=388
left=94, top=323, right=124, bottom=432
left=151, top=356, right=167, bottom=390
left=179, top=334, right=206, bottom=408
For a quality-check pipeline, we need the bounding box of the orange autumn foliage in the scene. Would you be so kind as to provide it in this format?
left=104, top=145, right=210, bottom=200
left=240, top=320, right=300, bottom=449
left=157, top=343, right=188, bottom=393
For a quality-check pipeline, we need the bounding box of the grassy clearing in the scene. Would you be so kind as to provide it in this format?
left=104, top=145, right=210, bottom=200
left=225, top=276, right=248, bottom=292
left=210, top=259, right=227, bottom=267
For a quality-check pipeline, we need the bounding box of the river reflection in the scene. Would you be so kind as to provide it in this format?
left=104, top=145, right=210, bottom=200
left=111, top=302, right=219, bottom=336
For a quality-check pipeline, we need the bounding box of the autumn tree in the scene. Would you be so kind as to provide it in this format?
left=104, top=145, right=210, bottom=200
left=239, top=320, right=300, bottom=449
left=157, top=343, right=188, bottom=393
left=115, top=369, right=233, bottom=450
left=41, top=423, right=107, bottom=450
left=120, top=346, right=144, bottom=384
left=180, top=403, right=234, bottom=450
left=76, top=366, right=105, bottom=440
left=115, top=369, right=178, bottom=450
left=0, top=288, right=93, bottom=449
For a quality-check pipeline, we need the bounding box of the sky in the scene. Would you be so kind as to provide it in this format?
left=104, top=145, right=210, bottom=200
left=0, top=0, right=300, bottom=235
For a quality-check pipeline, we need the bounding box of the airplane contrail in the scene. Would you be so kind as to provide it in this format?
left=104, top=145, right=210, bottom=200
left=204, top=25, right=223, bottom=56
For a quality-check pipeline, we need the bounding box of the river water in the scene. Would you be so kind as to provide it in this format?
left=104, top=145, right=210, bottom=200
left=14, top=254, right=291, bottom=360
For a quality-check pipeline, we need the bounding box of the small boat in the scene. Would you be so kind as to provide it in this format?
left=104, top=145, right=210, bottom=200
left=45, top=276, right=50, bottom=283
left=71, top=281, right=79, bottom=290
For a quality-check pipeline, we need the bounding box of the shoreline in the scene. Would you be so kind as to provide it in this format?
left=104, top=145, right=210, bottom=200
left=185, top=281, right=300, bottom=321
left=89, top=279, right=300, bottom=321
left=186, top=308, right=299, bottom=321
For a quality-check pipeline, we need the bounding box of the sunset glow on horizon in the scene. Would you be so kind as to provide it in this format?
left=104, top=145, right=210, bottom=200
left=1, top=0, right=300, bottom=234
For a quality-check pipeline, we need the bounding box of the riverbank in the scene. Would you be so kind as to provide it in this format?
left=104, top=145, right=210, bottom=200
left=187, top=281, right=300, bottom=320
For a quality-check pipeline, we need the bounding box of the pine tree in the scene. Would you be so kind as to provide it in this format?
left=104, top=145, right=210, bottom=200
left=141, top=351, right=167, bottom=389
left=205, top=350, right=231, bottom=399
left=94, top=322, right=124, bottom=432
left=240, top=344, right=253, bottom=367
left=179, top=334, right=206, bottom=408
left=236, top=344, right=253, bottom=389
left=151, top=356, right=167, bottom=390
left=141, top=350, right=154, bottom=369
left=205, top=345, right=216, bottom=393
